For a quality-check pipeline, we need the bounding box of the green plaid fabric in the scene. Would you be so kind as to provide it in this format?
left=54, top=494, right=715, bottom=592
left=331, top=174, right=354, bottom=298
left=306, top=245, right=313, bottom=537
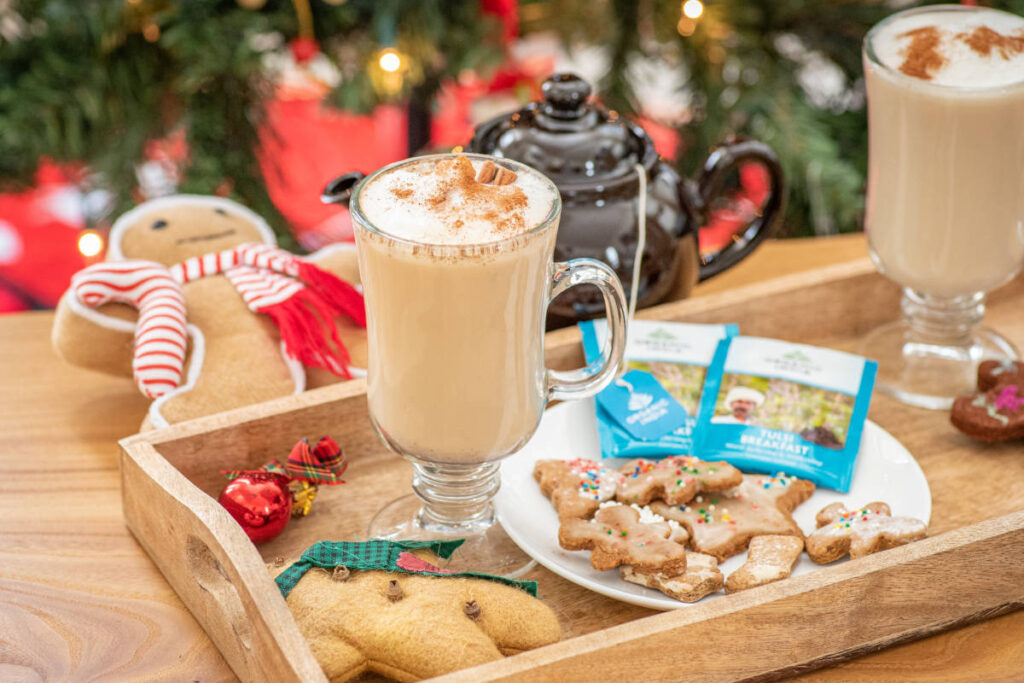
left=274, top=539, right=538, bottom=598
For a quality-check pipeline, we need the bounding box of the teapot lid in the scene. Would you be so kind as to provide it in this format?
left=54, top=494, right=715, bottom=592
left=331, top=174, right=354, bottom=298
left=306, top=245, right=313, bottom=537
left=469, top=73, right=657, bottom=188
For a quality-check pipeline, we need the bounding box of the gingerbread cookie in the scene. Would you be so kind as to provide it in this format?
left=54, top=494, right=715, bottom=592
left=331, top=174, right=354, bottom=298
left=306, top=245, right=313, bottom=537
left=725, top=535, right=804, bottom=593
left=615, top=456, right=742, bottom=506
left=951, top=360, right=1024, bottom=443
left=806, top=502, right=927, bottom=564
left=620, top=552, right=723, bottom=602
left=534, top=458, right=619, bottom=519
left=651, top=473, right=815, bottom=562
left=559, top=504, right=687, bottom=575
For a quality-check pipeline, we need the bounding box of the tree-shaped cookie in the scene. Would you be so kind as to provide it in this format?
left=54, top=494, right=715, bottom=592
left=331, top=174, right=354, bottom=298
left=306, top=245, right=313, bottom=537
left=725, top=535, right=804, bottom=593
left=559, top=504, right=687, bottom=575
left=615, top=456, right=742, bottom=506
left=651, top=473, right=815, bottom=562
left=805, top=502, right=927, bottom=564
left=272, top=542, right=561, bottom=682
left=620, top=552, right=724, bottom=602
left=534, top=458, right=619, bottom=519
left=951, top=360, right=1024, bottom=442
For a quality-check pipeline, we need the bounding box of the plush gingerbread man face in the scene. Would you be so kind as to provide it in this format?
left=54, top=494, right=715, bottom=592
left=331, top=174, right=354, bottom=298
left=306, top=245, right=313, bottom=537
left=112, top=196, right=274, bottom=264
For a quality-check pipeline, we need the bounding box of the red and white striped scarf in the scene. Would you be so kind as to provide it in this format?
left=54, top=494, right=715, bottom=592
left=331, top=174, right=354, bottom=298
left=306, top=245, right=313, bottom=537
left=71, top=243, right=365, bottom=398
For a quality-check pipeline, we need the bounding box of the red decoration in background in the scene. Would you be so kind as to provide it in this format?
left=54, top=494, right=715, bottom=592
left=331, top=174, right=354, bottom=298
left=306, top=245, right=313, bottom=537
left=698, top=163, right=771, bottom=254
left=258, top=98, right=408, bottom=250
left=289, top=37, right=320, bottom=64
left=218, top=471, right=293, bottom=544
left=0, top=161, right=89, bottom=312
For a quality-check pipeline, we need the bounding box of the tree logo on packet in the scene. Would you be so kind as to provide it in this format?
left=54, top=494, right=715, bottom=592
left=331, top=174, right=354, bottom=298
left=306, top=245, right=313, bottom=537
left=628, top=392, right=654, bottom=411
left=650, top=328, right=677, bottom=340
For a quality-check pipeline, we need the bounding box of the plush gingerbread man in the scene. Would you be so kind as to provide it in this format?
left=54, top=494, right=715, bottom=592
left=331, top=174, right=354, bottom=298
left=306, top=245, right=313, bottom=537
left=53, top=195, right=367, bottom=429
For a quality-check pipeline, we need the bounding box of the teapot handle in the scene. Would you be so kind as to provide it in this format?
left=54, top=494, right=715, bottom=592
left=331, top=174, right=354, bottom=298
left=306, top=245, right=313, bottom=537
left=321, top=172, right=367, bottom=207
left=693, top=138, right=786, bottom=281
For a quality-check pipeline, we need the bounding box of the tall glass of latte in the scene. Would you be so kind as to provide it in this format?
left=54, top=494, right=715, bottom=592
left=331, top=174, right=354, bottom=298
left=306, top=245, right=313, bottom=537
left=861, top=5, right=1024, bottom=409
left=348, top=153, right=626, bottom=574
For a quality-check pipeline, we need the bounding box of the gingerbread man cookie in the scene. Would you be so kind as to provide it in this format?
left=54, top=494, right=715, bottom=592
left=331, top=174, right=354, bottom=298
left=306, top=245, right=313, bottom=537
left=559, top=504, right=687, bottom=575
left=620, top=552, right=724, bottom=602
left=805, top=502, right=927, bottom=564
left=534, top=458, right=619, bottom=519
left=615, top=456, right=742, bottom=506
left=951, top=360, right=1024, bottom=442
left=725, top=535, right=804, bottom=593
left=651, top=473, right=815, bottom=562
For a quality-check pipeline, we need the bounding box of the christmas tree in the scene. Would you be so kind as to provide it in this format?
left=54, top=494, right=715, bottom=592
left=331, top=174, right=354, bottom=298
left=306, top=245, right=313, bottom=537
left=533, top=0, right=1024, bottom=238
left=2, top=0, right=1023, bottom=242
left=0, top=0, right=502, bottom=241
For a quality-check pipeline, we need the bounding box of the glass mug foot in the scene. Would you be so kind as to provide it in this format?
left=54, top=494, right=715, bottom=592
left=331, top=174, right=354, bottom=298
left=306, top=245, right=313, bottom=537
left=860, top=290, right=1019, bottom=410
left=367, top=493, right=537, bottom=578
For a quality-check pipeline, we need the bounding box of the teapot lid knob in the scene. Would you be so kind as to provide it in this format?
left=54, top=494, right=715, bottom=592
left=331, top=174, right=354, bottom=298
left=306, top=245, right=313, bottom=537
left=541, top=73, right=592, bottom=119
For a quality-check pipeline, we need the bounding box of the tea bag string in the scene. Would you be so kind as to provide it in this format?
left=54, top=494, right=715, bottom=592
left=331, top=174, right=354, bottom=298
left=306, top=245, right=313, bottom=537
left=618, top=163, right=647, bottom=378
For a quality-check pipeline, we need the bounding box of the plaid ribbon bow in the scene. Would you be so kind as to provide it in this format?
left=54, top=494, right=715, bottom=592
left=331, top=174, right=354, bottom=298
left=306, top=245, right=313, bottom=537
left=286, top=436, right=347, bottom=484
left=274, top=539, right=538, bottom=598
left=223, top=436, right=347, bottom=485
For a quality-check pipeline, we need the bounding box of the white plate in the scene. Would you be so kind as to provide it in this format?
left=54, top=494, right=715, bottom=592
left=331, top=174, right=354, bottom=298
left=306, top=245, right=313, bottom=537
left=496, top=398, right=931, bottom=610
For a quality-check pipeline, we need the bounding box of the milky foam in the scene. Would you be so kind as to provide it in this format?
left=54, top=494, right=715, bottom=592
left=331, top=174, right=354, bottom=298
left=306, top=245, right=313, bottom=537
left=872, top=7, right=1024, bottom=88
left=357, top=156, right=557, bottom=246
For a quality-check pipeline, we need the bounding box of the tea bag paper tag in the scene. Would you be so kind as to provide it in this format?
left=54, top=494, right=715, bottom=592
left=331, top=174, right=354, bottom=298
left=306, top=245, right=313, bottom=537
left=596, top=369, right=689, bottom=440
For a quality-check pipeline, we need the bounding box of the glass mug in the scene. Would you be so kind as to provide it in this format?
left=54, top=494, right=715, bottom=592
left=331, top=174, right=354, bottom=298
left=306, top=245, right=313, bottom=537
left=323, top=153, right=628, bottom=574
left=860, top=4, right=1024, bottom=409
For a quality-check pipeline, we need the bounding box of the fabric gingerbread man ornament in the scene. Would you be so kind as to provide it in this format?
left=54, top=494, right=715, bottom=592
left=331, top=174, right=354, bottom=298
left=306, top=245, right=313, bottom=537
left=53, top=195, right=367, bottom=429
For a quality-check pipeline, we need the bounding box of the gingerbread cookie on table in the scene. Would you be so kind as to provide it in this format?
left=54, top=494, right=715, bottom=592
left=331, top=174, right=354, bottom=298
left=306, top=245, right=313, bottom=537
left=52, top=195, right=366, bottom=430
left=951, top=360, right=1024, bottom=442
left=534, top=458, right=619, bottom=519
left=620, top=552, right=724, bottom=602
left=805, top=502, right=927, bottom=564
left=559, top=504, right=687, bottom=575
left=615, top=456, right=742, bottom=506
left=651, top=473, right=815, bottom=562
left=725, top=535, right=804, bottom=593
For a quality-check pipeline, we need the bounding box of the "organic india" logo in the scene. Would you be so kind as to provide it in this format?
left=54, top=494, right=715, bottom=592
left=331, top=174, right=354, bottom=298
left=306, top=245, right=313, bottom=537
left=765, top=348, right=820, bottom=376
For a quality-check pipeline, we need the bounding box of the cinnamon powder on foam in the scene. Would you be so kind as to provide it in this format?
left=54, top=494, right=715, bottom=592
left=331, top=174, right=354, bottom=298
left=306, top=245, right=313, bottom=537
left=898, top=24, right=1024, bottom=80
left=389, top=156, right=529, bottom=238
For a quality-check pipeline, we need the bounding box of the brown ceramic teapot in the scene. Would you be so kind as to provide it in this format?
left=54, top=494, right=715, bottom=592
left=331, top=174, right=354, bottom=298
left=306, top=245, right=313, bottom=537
left=467, top=73, right=786, bottom=327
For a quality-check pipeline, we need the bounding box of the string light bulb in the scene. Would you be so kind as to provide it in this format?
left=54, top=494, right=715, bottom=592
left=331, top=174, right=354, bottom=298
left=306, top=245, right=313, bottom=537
left=378, top=49, right=401, bottom=73
left=682, top=0, right=704, bottom=19
left=78, top=231, right=104, bottom=258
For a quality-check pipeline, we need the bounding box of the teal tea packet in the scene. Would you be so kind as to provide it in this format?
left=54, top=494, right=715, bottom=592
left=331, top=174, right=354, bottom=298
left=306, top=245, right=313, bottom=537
left=579, top=319, right=739, bottom=458
left=693, top=336, right=878, bottom=492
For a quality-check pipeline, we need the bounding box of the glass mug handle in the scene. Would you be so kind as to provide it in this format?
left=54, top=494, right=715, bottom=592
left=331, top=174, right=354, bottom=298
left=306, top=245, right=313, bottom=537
left=546, top=259, right=628, bottom=402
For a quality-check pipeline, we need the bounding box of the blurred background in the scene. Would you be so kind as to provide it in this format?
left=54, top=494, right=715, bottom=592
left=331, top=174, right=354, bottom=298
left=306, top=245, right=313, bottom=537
left=1, top=0, right=1021, bottom=312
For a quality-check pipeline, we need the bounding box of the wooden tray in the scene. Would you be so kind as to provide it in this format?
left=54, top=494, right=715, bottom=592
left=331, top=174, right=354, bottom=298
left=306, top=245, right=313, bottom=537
left=119, top=259, right=1024, bottom=682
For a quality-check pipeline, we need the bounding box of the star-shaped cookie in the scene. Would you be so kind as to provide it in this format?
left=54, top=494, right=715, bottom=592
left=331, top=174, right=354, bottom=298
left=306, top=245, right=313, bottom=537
left=651, top=473, right=815, bottom=561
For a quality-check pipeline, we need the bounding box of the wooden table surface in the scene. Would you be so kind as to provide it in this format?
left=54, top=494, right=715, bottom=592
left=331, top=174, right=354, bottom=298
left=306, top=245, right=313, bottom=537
left=2, top=233, right=1022, bottom=682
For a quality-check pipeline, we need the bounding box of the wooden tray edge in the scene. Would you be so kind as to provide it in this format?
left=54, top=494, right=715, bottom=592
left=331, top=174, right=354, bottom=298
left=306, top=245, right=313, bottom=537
left=432, top=508, right=1024, bottom=682
left=118, top=437, right=326, bottom=683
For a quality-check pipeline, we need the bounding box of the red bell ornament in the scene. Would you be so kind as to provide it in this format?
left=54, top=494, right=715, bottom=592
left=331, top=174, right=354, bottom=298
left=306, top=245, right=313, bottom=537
left=218, top=472, right=292, bottom=544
